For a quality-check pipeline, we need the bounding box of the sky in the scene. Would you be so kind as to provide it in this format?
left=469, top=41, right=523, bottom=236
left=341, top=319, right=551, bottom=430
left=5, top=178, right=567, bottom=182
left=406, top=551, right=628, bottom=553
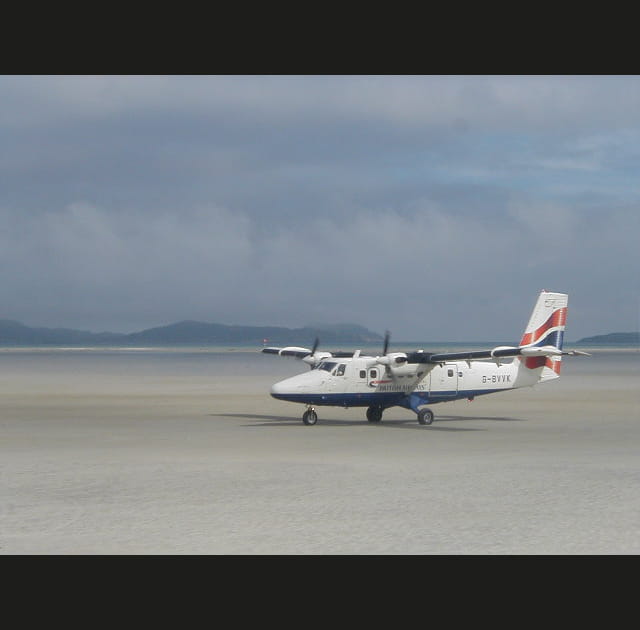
left=1, top=75, right=639, bottom=342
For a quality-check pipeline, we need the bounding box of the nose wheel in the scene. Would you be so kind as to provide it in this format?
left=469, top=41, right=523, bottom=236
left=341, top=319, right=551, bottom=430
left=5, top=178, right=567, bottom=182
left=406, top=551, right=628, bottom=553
left=302, top=406, right=318, bottom=425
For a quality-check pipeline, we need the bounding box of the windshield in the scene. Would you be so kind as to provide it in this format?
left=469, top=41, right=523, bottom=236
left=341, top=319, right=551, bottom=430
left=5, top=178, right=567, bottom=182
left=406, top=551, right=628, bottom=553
left=317, top=361, right=338, bottom=372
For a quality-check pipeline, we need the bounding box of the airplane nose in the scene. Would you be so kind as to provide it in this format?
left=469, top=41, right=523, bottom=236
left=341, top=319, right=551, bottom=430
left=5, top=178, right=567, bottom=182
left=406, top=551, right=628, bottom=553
left=270, top=375, right=304, bottom=400
left=270, top=381, right=283, bottom=396
left=270, top=373, right=316, bottom=401
left=270, top=379, right=290, bottom=398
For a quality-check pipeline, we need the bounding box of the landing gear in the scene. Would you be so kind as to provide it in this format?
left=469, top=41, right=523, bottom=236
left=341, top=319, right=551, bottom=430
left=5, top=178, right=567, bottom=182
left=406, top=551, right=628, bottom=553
left=417, top=408, right=434, bottom=425
left=366, top=406, right=383, bottom=423
left=302, top=407, right=318, bottom=426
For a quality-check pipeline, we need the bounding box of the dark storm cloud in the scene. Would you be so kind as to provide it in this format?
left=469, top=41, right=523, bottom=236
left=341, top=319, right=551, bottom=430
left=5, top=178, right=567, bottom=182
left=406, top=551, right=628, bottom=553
left=1, top=76, right=639, bottom=340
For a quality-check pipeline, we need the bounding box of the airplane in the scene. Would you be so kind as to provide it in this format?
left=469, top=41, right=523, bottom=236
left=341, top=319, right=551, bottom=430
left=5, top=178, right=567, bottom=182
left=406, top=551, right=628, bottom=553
left=261, top=290, right=590, bottom=426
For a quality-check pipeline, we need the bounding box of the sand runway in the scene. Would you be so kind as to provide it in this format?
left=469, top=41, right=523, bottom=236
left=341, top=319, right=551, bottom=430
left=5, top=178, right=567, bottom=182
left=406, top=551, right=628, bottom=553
left=1, top=348, right=638, bottom=554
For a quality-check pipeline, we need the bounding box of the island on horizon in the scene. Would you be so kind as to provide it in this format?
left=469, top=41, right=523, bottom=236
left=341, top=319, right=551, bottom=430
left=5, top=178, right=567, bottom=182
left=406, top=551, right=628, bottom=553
left=576, top=332, right=639, bottom=345
left=0, top=318, right=383, bottom=346
left=1, top=318, right=638, bottom=348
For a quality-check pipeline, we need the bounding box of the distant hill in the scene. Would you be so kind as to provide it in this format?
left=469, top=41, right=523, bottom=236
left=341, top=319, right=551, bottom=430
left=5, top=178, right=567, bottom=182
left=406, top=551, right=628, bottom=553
left=0, top=319, right=126, bottom=345
left=576, top=332, right=639, bottom=345
left=125, top=321, right=382, bottom=345
left=0, top=319, right=383, bottom=346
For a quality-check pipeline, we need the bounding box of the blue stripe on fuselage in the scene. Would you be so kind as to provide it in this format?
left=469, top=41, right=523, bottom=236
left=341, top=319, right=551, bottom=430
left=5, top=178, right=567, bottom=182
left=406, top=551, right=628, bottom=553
left=271, top=388, right=505, bottom=408
left=270, top=391, right=407, bottom=407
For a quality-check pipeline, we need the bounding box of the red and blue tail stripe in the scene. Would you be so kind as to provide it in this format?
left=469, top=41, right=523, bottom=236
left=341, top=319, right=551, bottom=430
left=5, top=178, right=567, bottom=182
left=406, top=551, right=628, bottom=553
left=519, top=307, right=567, bottom=347
left=520, top=306, right=567, bottom=373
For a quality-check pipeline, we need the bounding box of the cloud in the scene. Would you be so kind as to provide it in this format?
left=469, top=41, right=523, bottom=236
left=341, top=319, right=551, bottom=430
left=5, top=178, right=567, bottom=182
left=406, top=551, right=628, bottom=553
left=0, top=76, right=638, bottom=340
left=4, top=195, right=632, bottom=340
left=0, top=202, right=254, bottom=331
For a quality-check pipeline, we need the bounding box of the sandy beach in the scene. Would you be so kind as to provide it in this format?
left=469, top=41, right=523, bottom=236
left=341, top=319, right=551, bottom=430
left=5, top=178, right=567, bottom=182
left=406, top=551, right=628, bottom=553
left=1, top=348, right=639, bottom=554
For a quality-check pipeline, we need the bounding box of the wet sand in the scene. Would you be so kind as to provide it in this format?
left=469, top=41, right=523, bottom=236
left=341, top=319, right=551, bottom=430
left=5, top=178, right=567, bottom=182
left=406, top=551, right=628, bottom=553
left=1, top=348, right=639, bottom=554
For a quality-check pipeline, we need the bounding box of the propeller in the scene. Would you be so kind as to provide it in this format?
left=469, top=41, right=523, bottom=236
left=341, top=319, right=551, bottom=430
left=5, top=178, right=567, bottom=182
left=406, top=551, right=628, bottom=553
left=376, top=330, right=392, bottom=365
left=376, top=330, right=408, bottom=369
left=302, top=337, right=325, bottom=368
left=382, top=330, right=390, bottom=356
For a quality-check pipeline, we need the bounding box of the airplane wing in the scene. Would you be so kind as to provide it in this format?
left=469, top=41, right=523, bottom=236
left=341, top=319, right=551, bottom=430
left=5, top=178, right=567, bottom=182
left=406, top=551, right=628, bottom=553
left=262, top=344, right=589, bottom=369
left=405, top=346, right=590, bottom=365
left=262, top=346, right=360, bottom=358
left=262, top=346, right=314, bottom=359
left=262, top=345, right=360, bottom=367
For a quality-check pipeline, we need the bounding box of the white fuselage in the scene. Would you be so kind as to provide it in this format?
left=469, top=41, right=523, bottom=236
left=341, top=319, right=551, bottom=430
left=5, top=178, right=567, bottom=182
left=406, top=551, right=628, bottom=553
left=270, top=355, right=541, bottom=411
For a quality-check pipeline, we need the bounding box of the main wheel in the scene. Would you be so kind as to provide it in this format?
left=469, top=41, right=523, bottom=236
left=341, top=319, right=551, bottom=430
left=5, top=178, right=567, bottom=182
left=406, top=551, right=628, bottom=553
left=302, top=409, right=318, bottom=425
left=366, top=406, right=383, bottom=423
left=417, top=408, right=434, bottom=425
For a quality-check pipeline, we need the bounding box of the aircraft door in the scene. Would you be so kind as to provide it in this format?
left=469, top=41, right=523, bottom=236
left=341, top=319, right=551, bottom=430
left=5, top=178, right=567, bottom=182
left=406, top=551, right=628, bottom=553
left=367, top=367, right=380, bottom=388
left=320, top=363, right=348, bottom=393
left=332, top=363, right=348, bottom=393
left=430, top=363, right=459, bottom=396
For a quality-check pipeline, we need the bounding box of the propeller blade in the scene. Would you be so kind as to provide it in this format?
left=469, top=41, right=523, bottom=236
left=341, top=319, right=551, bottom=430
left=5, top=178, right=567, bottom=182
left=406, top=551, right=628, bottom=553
left=382, top=330, right=390, bottom=356
left=303, top=337, right=320, bottom=369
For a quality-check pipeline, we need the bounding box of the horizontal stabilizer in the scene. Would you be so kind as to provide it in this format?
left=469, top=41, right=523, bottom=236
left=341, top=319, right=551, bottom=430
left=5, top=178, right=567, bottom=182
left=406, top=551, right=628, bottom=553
left=520, top=345, right=563, bottom=357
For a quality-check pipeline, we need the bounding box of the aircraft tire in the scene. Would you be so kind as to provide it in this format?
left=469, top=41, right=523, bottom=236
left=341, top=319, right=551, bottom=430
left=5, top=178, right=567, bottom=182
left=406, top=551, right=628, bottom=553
left=302, top=410, right=318, bottom=426
left=366, top=406, right=383, bottom=423
left=418, top=408, right=434, bottom=425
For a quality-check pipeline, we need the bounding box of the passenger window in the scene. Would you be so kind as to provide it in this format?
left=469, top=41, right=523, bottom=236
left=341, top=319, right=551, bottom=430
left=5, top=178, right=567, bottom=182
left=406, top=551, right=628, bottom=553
left=370, top=369, right=377, bottom=379
left=360, top=370, right=366, bottom=379
left=447, top=369, right=454, bottom=377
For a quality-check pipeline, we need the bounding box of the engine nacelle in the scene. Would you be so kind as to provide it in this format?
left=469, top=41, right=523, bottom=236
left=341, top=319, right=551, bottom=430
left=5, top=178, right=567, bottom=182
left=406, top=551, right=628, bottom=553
left=376, top=352, right=408, bottom=367
left=388, top=363, right=420, bottom=378
left=302, top=351, right=332, bottom=366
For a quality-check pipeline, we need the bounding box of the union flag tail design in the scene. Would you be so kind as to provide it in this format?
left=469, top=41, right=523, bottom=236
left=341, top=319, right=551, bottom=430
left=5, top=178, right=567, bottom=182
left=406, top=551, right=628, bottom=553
left=519, top=291, right=568, bottom=380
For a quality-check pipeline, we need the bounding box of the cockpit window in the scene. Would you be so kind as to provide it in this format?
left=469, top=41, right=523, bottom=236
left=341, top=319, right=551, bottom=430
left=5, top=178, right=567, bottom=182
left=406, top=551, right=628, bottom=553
left=317, top=361, right=338, bottom=372
left=336, top=364, right=346, bottom=376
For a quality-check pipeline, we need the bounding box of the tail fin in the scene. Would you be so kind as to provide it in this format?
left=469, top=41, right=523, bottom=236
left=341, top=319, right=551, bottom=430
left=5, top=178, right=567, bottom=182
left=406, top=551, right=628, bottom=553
left=518, top=290, right=568, bottom=381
